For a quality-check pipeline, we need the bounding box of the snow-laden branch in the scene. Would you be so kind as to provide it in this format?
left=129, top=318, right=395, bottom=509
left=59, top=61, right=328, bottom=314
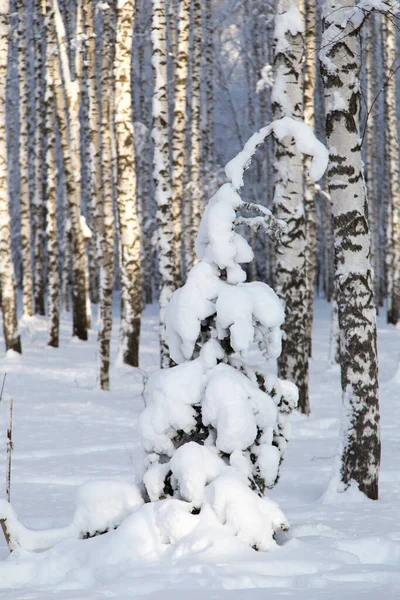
left=225, top=116, right=329, bottom=191
left=235, top=201, right=287, bottom=241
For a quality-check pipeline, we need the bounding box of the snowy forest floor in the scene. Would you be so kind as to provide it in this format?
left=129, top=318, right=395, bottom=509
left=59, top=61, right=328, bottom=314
left=1, top=298, right=400, bottom=599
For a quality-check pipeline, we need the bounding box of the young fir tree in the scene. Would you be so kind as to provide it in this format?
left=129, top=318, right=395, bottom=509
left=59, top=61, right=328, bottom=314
left=320, top=0, right=381, bottom=500
left=139, top=117, right=327, bottom=547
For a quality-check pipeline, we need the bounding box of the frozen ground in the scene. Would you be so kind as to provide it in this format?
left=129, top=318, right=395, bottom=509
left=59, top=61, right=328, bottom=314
left=0, top=298, right=400, bottom=598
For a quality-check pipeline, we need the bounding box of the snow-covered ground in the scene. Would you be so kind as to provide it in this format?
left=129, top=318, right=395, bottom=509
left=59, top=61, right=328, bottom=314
left=1, top=298, right=400, bottom=598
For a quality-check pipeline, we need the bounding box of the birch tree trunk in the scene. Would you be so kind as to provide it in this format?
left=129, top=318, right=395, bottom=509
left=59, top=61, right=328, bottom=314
left=171, top=0, right=190, bottom=287
left=53, top=0, right=89, bottom=340
left=33, top=0, right=46, bottom=316
left=97, top=1, right=116, bottom=390
left=83, top=0, right=100, bottom=306
left=303, top=0, right=317, bottom=357
left=114, top=0, right=142, bottom=367
left=320, top=0, right=380, bottom=500
left=17, top=0, right=33, bottom=317
left=0, top=0, right=21, bottom=354
left=188, top=0, right=203, bottom=269
left=152, top=0, right=176, bottom=368
left=365, top=16, right=379, bottom=306
left=136, top=0, right=153, bottom=305
left=43, top=0, right=59, bottom=347
left=383, top=15, right=400, bottom=325
left=272, top=0, right=309, bottom=414
left=204, top=0, right=214, bottom=172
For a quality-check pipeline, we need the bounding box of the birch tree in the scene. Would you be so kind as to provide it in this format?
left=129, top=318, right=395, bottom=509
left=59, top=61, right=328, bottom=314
left=32, top=0, right=46, bottom=316
left=97, top=1, right=116, bottom=389
left=320, top=0, right=380, bottom=499
left=0, top=0, right=21, bottom=354
left=114, top=0, right=142, bottom=367
left=17, top=0, right=33, bottom=317
left=204, top=0, right=214, bottom=171
left=382, top=14, right=400, bottom=325
left=272, top=0, right=309, bottom=414
left=52, top=0, right=90, bottom=340
left=187, top=0, right=203, bottom=269
left=42, top=0, right=59, bottom=347
left=303, top=0, right=317, bottom=357
left=152, top=0, right=176, bottom=367
left=171, top=0, right=190, bottom=286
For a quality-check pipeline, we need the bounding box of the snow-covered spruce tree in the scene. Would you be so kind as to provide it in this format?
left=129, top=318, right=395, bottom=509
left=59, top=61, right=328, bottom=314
left=139, top=117, right=327, bottom=548
left=114, top=0, right=142, bottom=367
left=272, top=0, right=310, bottom=414
left=320, top=0, right=381, bottom=499
left=0, top=0, right=21, bottom=354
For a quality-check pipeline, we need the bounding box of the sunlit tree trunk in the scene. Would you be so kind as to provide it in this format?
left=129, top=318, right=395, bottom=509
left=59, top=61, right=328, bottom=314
left=52, top=0, right=89, bottom=340
left=272, top=0, right=309, bottom=414
left=152, top=0, right=176, bottom=367
left=17, top=0, right=33, bottom=317
left=383, top=15, right=400, bottom=325
left=320, top=0, right=380, bottom=500
left=42, top=0, right=59, bottom=347
left=0, top=0, right=21, bottom=354
left=114, top=0, right=142, bottom=367
left=33, top=0, right=46, bottom=315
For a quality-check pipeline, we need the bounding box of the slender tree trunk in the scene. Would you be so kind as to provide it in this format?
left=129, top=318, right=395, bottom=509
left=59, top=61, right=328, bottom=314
left=32, top=0, right=46, bottom=316
left=272, top=0, right=309, bottom=414
left=365, top=16, right=379, bottom=307
left=83, top=0, right=100, bottom=306
left=52, top=0, right=89, bottom=340
left=0, top=0, right=21, bottom=354
left=114, top=0, right=142, bottom=367
left=17, top=0, right=33, bottom=317
left=204, top=0, right=214, bottom=172
left=383, top=15, right=400, bottom=325
left=97, top=2, right=116, bottom=390
left=43, top=0, right=59, bottom=347
left=320, top=0, right=380, bottom=500
left=303, top=0, right=317, bottom=357
left=188, top=0, right=202, bottom=270
left=171, top=0, right=190, bottom=287
left=136, top=0, right=153, bottom=305
left=152, top=0, right=176, bottom=367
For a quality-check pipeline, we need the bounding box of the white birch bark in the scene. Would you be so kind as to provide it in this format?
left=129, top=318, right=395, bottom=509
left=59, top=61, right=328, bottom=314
left=171, top=0, right=190, bottom=287
left=136, top=0, right=153, bottom=305
left=0, top=0, right=21, bottom=354
left=17, top=0, right=33, bottom=317
left=382, top=15, right=400, bottom=325
left=52, top=0, right=90, bottom=340
left=320, top=0, right=380, bottom=499
left=152, top=0, right=176, bottom=368
left=33, top=0, right=46, bottom=316
left=272, top=0, right=309, bottom=414
left=303, top=0, right=317, bottom=357
left=204, top=0, right=214, bottom=171
left=114, top=0, right=142, bottom=367
left=42, top=0, right=59, bottom=347
left=187, top=0, right=203, bottom=270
